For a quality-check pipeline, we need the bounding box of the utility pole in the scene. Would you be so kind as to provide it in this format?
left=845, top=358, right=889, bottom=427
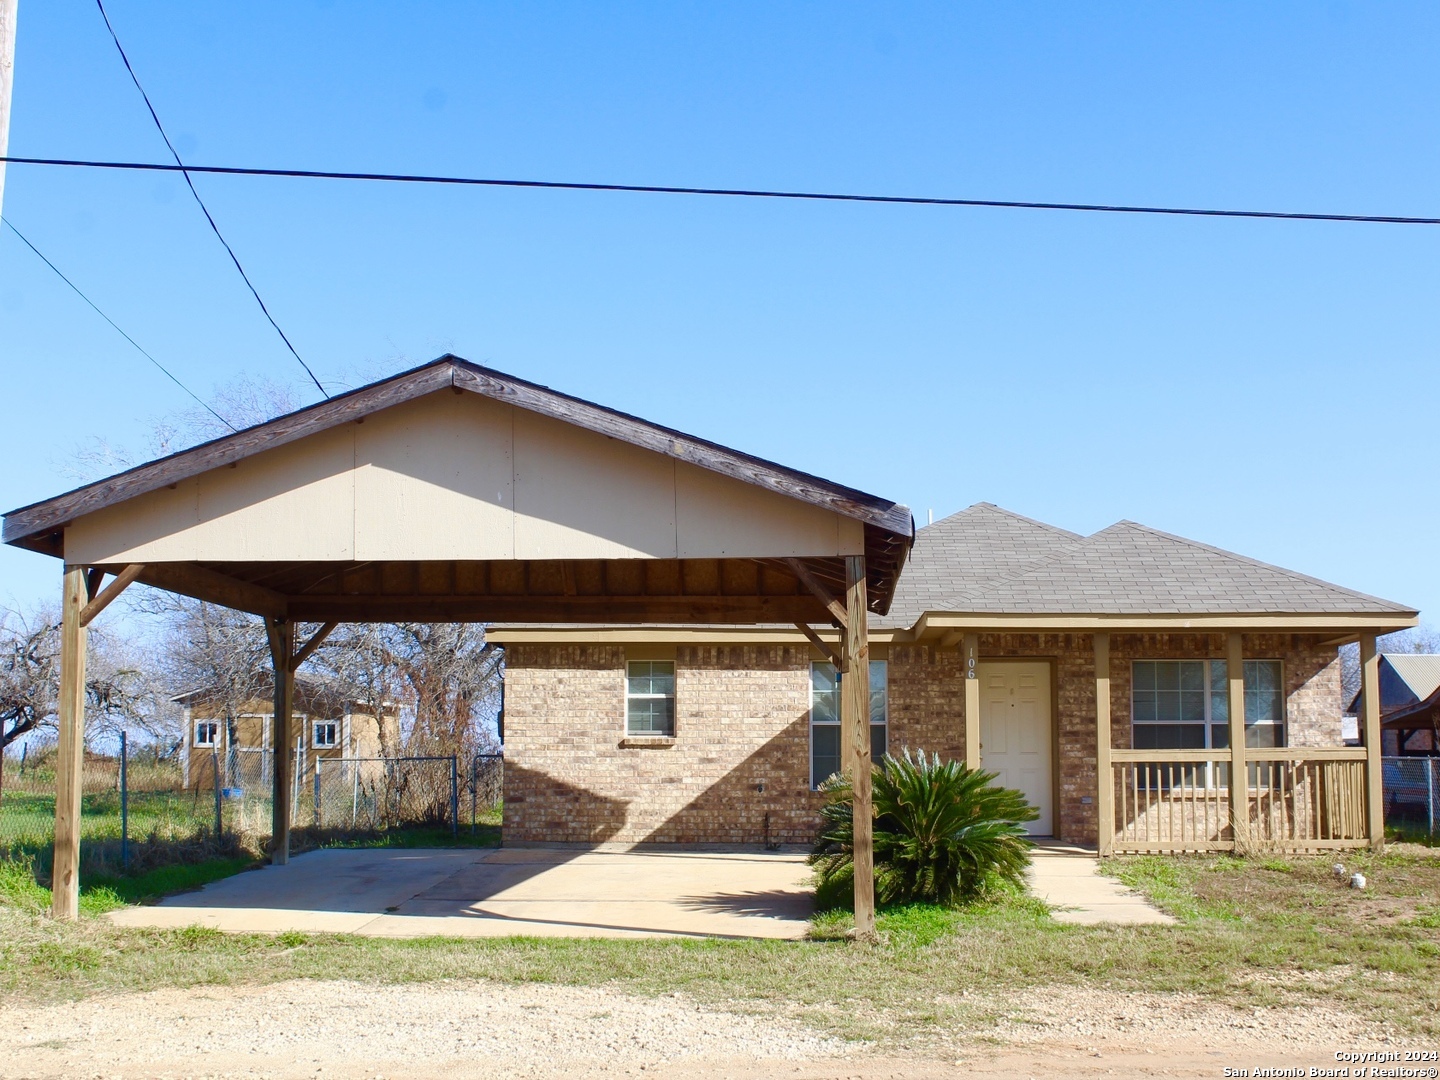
left=0, top=0, right=16, bottom=219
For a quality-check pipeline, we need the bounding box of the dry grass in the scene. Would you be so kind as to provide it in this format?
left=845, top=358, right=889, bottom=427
left=0, top=848, right=1434, bottom=1047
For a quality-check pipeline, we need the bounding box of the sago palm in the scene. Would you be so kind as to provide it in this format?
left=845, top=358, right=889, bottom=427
left=810, top=748, right=1038, bottom=908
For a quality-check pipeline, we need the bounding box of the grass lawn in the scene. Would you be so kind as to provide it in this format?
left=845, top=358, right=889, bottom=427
left=0, top=846, right=1435, bottom=1046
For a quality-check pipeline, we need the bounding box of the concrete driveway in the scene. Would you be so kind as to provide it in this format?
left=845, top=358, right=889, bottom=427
left=108, top=846, right=815, bottom=940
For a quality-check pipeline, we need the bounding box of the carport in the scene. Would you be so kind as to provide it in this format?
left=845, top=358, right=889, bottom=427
left=2, top=356, right=912, bottom=936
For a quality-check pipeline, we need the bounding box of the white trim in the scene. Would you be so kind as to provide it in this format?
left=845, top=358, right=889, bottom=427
left=625, top=660, right=676, bottom=738
left=808, top=660, right=888, bottom=790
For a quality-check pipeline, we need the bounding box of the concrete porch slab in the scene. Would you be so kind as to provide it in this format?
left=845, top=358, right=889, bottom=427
left=108, top=846, right=815, bottom=940
left=1026, top=841, right=1176, bottom=925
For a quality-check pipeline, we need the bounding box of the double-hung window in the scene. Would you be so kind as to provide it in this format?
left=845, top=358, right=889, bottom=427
left=810, top=661, right=887, bottom=788
left=1131, top=660, right=1284, bottom=750
left=626, top=661, right=676, bottom=737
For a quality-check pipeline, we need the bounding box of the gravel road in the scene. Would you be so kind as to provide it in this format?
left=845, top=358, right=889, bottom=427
left=0, top=977, right=1397, bottom=1080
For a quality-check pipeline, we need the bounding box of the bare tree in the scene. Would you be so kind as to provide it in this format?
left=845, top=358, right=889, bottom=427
left=1339, top=622, right=1440, bottom=707
left=0, top=605, right=167, bottom=800
left=314, top=622, right=502, bottom=760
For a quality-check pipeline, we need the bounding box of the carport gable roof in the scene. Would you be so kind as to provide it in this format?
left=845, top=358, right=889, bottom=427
left=3, top=355, right=914, bottom=552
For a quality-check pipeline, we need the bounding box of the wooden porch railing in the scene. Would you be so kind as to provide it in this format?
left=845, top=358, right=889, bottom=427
left=1109, top=748, right=1370, bottom=853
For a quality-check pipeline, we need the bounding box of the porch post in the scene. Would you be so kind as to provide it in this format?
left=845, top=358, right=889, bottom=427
left=963, top=633, right=981, bottom=770
left=1094, top=633, right=1112, bottom=857
left=267, top=619, right=295, bottom=865
left=1226, top=633, right=1248, bottom=852
left=842, top=555, right=876, bottom=942
left=51, top=565, right=88, bottom=920
left=1360, top=633, right=1384, bottom=850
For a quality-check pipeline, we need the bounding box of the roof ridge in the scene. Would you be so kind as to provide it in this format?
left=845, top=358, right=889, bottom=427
left=961, top=502, right=1084, bottom=540
left=1111, top=520, right=1413, bottom=612
left=937, top=521, right=1098, bottom=605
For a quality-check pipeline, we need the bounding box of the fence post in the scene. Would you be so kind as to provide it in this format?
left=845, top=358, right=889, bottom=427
left=119, top=731, right=129, bottom=870
left=1429, top=760, right=1436, bottom=839
left=450, top=755, right=459, bottom=837
left=471, top=755, right=477, bottom=835
left=212, top=748, right=222, bottom=841
left=314, top=758, right=322, bottom=828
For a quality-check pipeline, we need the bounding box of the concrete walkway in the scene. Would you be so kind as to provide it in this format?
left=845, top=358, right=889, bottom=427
left=1026, top=842, right=1175, bottom=925
left=108, top=846, right=814, bottom=940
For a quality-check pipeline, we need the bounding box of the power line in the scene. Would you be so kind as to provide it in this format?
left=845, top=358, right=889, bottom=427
left=93, top=0, right=328, bottom=398
left=4, top=153, right=1439, bottom=227
left=2, top=217, right=238, bottom=432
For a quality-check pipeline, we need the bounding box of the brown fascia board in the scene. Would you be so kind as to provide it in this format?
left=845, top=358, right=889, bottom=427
left=3, top=355, right=913, bottom=550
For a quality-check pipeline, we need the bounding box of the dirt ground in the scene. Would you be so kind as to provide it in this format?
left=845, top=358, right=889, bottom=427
left=0, top=977, right=1407, bottom=1080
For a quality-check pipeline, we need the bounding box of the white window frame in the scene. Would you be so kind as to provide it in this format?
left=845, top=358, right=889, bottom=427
left=312, top=719, right=339, bottom=749
left=194, top=720, right=219, bottom=748
left=809, top=660, right=888, bottom=790
left=625, top=660, right=676, bottom=737
left=1130, top=659, right=1285, bottom=751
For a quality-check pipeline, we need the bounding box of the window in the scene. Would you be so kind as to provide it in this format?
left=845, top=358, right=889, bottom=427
left=1131, top=660, right=1284, bottom=750
left=194, top=721, right=219, bottom=747
left=810, top=661, right=888, bottom=788
left=626, top=661, right=676, bottom=737
left=313, top=721, right=338, bottom=749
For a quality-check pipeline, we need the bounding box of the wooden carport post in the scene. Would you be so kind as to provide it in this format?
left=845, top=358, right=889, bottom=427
left=267, top=620, right=295, bottom=865
left=842, top=555, right=876, bottom=942
left=1360, top=633, right=1385, bottom=851
left=50, top=566, right=88, bottom=920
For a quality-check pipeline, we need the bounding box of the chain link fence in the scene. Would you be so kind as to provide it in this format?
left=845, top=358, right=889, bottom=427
left=0, top=737, right=504, bottom=873
left=1384, top=756, right=1439, bottom=838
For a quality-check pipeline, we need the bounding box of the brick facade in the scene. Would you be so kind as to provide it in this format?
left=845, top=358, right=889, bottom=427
left=502, top=634, right=1345, bottom=848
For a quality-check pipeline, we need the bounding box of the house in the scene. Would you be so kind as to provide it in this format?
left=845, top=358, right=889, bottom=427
left=1347, top=654, right=1440, bottom=756
left=1, top=354, right=1419, bottom=919
left=176, top=676, right=388, bottom=790
left=490, top=503, right=1418, bottom=852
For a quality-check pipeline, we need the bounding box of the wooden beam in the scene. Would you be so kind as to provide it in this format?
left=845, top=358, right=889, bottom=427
left=290, top=621, right=337, bottom=672
left=781, top=558, right=848, bottom=628
left=1227, top=633, right=1249, bottom=853
left=51, top=565, right=88, bottom=920
left=1094, top=633, right=1112, bottom=857
left=842, top=554, right=876, bottom=943
left=1360, top=633, right=1385, bottom=851
left=79, top=563, right=145, bottom=627
left=794, top=622, right=843, bottom=669
left=139, top=563, right=287, bottom=618
left=963, top=633, right=981, bottom=771
left=286, top=593, right=834, bottom=624
left=267, top=620, right=295, bottom=865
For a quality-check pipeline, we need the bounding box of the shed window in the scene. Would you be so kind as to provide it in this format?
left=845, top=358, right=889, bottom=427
left=626, top=661, right=676, bottom=737
left=1131, top=660, right=1284, bottom=750
left=313, top=721, right=338, bottom=748
left=810, top=661, right=887, bottom=789
left=194, top=721, right=219, bottom=748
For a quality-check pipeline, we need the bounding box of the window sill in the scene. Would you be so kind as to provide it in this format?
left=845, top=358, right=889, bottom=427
left=620, top=736, right=676, bottom=749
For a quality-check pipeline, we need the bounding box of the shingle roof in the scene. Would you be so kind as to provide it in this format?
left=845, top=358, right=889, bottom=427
left=879, top=504, right=1080, bottom=625
left=877, top=505, right=1414, bottom=623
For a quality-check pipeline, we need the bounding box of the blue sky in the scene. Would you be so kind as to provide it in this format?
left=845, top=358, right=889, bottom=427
left=1, top=2, right=1437, bottom=620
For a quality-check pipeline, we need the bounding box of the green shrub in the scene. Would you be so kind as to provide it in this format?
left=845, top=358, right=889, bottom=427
left=810, top=748, right=1037, bottom=909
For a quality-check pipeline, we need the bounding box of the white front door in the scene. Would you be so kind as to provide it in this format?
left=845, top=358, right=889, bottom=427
left=978, top=661, right=1054, bottom=836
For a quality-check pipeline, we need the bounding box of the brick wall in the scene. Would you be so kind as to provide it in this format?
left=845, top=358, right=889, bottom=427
left=503, top=644, right=821, bottom=845
left=502, top=633, right=1344, bottom=848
